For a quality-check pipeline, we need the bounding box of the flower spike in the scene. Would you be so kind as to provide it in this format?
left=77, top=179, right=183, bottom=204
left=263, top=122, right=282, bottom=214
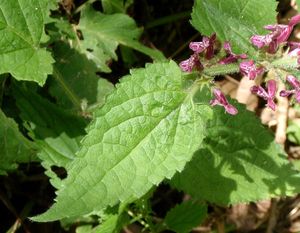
left=251, top=80, right=277, bottom=111
left=210, top=88, right=238, bottom=115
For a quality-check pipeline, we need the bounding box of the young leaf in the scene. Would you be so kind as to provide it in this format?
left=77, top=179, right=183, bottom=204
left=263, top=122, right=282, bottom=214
left=77, top=6, right=165, bottom=72
left=13, top=83, right=87, bottom=188
left=191, top=0, right=278, bottom=57
left=0, top=0, right=54, bottom=85
left=31, top=61, right=212, bottom=221
left=171, top=104, right=300, bottom=205
left=164, top=201, right=207, bottom=233
left=0, top=109, right=36, bottom=175
left=50, top=42, right=114, bottom=110
left=101, top=0, right=134, bottom=14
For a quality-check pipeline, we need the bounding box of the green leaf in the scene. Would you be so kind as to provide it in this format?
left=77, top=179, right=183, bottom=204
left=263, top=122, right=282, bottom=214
left=13, top=83, right=87, bottom=188
left=31, top=61, right=212, bottom=221
left=287, top=120, right=300, bottom=145
left=164, top=201, right=207, bottom=233
left=0, top=0, right=54, bottom=85
left=0, top=109, right=36, bottom=175
left=77, top=6, right=165, bottom=72
left=50, top=42, right=114, bottom=110
left=171, top=104, right=300, bottom=205
left=191, top=0, right=278, bottom=57
left=91, top=215, right=120, bottom=233
left=101, top=0, right=134, bottom=14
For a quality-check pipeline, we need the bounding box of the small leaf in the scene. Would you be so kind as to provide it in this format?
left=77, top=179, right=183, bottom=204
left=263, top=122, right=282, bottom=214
left=31, top=61, right=212, bottom=221
left=50, top=42, right=114, bottom=110
left=0, top=0, right=54, bottom=85
left=101, top=0, right=134, bottom=14
left=287, top=120, right=300, bottom=145
left=0, top=109, right=36, bottom=175
left=191, top=0, right=278, bottom=57
left=13, top=83, right=87, bottom=188
left=164, top=201, right=207, bottom=233
left=171, top=104, right=300, bottom=205
left=91, top=214, right=121, bottom=233
left=77, top=6, right=165, bottom=72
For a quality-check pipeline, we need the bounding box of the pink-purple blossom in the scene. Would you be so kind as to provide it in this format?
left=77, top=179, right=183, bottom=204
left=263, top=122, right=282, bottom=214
left=219, top=42, right=247, bottom=64
left=210, top=88, right=238, bottom=115
left=250, top=80, right=277, bottom=111
left=179, top=54, right=203, bottom=72
left=250, top=14, right=300, bottom=53
left=189, top=33, right=216, bottom=59
left=239, top=60, right=264, bottom=80
left=279, top=75, right=300, bottom=102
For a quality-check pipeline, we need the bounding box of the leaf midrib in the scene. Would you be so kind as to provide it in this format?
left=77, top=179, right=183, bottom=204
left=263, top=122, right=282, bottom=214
left=59, top=91, right=189, bottom=211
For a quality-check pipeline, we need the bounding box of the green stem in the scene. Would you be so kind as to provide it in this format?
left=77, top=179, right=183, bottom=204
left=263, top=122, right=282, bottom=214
left=271, top=56, right=299, bottom=71
left=145, top=11, right=191, bottom=29
left=169, top=33, right=199, bottom=59
left=203, top=63, right=240, bottom=76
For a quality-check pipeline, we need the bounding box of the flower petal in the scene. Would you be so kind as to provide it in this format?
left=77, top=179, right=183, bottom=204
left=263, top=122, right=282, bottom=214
left=250, top=34, right=273, bottom=48
left=267, top=80, right=277, bottom=98
left=289, top=14, right=300, bottom=27
left=189, top=42, right=206, bottom=54
left=212, top=88, right=228, bottom=106
left=250, top=85, right=269, bottom=100
left=279, top=90, right=295, bottom=97
left=267, top=99, right=276, bottom=111
left=287, top=75, right=300, bottom=89
left=224, top=104, right=238, bottom=115
left=295, top=91, right=300, bottom=103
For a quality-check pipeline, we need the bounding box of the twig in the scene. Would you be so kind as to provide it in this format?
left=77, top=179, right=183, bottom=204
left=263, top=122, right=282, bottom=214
left=266, top=199, right=278, bottom=233
left=168, top=33, right=199, bottom=59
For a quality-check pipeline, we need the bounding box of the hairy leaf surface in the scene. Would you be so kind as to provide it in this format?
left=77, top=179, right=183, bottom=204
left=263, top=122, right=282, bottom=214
left=32, top=61, right=212, bottom=221
left=0, top=109, right=36, bottom=175
left=77, top=6, right=165, bottom=72
left=0, top=0, right=54, bottom=85
left=171, top=104, right=300, bottom=205
left=191, top=0, right=277, bottom=57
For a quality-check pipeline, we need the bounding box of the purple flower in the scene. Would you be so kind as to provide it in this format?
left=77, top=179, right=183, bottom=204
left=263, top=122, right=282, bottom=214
left=210, top=88, right=238, bottom=115
left=239, top=60, right=264, bottom=80
left=219, top=42, right=247, bottom=64
left=288, top=42, right=300, bottom=55
left=251, top=14, right=300, bottom=53
left=264, top=14, right=300, bottom=43
left=280, top=75, right=300, bottom=102
left=189, top=33, right=216, bottom=59
left=250, top=34, right=274, bottom=49
left=179, top=54, right=203, bottom=72
left=250, top=80, right=277, bottom=111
